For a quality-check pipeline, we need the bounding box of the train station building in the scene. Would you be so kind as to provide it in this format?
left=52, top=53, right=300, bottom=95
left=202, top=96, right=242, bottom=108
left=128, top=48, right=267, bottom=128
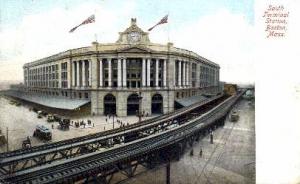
left=17, top=18, right=220, bottom=116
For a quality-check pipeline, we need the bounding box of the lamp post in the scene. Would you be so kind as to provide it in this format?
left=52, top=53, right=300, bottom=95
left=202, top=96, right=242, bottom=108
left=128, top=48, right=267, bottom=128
left=6, top=127, right=8, bottom=152
left=112, top=114, right=115, bottom=129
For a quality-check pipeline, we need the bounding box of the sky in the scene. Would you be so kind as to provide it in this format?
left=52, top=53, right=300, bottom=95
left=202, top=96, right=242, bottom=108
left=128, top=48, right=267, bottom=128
left=0, top=0, right=254, bottom=83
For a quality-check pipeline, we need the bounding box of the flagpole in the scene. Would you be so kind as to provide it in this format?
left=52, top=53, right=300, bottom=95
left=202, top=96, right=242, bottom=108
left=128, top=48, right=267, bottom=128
left=95, top=33, right=98, bottom=42
left=167, top=0, right=170, bottom=43
left=167, top=12, right=170, bottom=43
left=94, top=9, right=97, bottom=43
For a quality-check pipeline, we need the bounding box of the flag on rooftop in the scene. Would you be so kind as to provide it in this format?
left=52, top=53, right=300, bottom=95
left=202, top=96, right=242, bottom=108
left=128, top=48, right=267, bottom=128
left=148, top=15, right=168, bottom=31
left=69, top=14, right=95, bottom=33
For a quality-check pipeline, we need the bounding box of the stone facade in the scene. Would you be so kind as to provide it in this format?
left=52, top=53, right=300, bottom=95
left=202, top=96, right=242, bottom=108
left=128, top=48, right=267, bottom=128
left=22, top=18, right=220, bottom=116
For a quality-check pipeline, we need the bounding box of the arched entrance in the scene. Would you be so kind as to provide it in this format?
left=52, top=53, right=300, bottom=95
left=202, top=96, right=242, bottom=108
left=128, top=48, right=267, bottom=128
left=152, top=94, right=163, bottom=114
left=127, top=93, right=139, bottom=116
left=104, top=94, right=116, bottom=115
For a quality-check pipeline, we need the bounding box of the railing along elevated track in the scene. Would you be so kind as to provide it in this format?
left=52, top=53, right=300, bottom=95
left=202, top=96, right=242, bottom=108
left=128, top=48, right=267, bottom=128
left=2, top=91, right=244, bottom=184
left=0, top=94, right=225, bottom=174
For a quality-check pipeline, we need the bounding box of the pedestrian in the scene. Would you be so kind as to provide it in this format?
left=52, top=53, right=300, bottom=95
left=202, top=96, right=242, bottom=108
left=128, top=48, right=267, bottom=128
left=210, top=131, right=213, bottom=144
left=190, top=149, right=194, bottom=156
left=105, top=118, right=107, bottom=123
left=199, top=148, right=203, bottom=157
left=52, top=124, right=54, bottom=129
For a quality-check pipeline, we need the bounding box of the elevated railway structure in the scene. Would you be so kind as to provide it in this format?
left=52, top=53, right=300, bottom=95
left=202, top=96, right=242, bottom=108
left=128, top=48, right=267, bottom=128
left=0, top=94, right=226, bottom=174
left=1, top=90, right=244, bottom=184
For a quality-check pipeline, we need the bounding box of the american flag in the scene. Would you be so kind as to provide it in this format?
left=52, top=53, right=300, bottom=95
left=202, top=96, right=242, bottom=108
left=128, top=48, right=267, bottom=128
left=69, top=14, right=95, bottom=33
left=148, top=15, right=168, bottom=31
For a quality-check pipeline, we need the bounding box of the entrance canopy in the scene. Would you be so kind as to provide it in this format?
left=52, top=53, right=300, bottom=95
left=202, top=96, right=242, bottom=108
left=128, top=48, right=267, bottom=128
left=5, top=90, right=90, bottom=110
left=175, top=95, right=208, bottom=107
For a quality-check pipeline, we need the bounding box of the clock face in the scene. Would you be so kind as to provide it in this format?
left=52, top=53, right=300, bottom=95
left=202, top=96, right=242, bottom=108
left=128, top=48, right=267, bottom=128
left=128, top=32, right=141, bottom=43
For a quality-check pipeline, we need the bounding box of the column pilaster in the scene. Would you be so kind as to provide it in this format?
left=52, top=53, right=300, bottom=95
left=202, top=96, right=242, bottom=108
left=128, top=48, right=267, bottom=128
left=82, top=60, right=86, bottom=87
left=72, top=61, right=75, bottom=87
left=89, top=60, right=92, bottom=87
left=155, top=59, right=159, bottom=87
left=147, top=58, right=150, bottom=87
left=163, top=59, right=167, bottom=87
left=76, top=61, right=80, bottom=87
left=142, top=58, right=146, bottom=87
left=99, top=59, right=103, bottom=87
left=118, top=58, right=122, bottom=87
left=122, top=58, right=127, bottom=87
left=108, top=58, right=112, bottom=87
left=178, top=60, right=182, bottom=87
left=183, top=61, right=186, bottom=87
left=188, top=63, right=191, bottom=87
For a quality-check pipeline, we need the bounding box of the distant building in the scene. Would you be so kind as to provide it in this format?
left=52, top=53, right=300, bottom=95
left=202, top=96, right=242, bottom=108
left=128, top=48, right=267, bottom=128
left=224, top=83, right=238, bottom=96
left=20, top=18, right=220, bottom=116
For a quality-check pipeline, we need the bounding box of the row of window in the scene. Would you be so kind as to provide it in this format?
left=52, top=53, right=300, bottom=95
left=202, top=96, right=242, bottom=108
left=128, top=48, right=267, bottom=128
left=26, top=89, right=89, bottom=99
left=26, top=64, right=60, bottom=88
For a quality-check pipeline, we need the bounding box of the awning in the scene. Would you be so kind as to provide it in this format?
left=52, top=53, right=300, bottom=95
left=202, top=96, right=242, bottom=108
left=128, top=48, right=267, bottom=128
left=4, top=90, right=90, bottom=110
left=175, top=95, right=208, bottom=107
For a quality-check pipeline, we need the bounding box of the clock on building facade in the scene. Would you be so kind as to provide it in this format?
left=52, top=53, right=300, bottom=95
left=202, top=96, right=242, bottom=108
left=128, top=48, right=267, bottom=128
left=127, top=32, right=141, bottom=43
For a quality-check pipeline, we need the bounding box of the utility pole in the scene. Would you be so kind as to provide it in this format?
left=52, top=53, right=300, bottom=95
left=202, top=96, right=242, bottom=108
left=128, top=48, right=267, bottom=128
left=112, top=114, right=115, bottom=129
left=166, top=162, right=170, bottom=184
left=6, top=127, right=9, bottom=152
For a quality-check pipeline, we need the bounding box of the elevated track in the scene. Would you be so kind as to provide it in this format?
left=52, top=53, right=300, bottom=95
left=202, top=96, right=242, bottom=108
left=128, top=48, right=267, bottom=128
left=0, top=94, right=225, bottom=174
left=2, top=91, right=244, bottom=184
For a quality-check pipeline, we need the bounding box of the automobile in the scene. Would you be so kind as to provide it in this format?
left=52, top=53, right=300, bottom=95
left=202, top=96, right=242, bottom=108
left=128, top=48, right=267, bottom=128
left=47, top=114, right=55, bottom=122
left=33, top=125, right=52, bottom=141
left=229, top=110, right=239, bottom=122
left=22, top=137, right=31, bottom=149
left=53, top=114, right=61, bottom=122
left=32, top=107, right=38, bottom=112
left=59, top=119, right=70, bottom=130
left=41, top=111, right=48, bottom=116
left=37, top=111, right=43, bottom=118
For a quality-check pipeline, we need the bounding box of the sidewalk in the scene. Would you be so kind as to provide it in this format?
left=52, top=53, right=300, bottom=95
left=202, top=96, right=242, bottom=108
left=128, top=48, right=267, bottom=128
left=0, top=96, right=154, bottom=151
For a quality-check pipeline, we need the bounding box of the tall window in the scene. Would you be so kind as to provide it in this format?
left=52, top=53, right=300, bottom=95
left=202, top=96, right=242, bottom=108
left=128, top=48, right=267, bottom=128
left=126, top=59, right=142, bottom=88
left=61, top=62, right=68, bottom=88
left=192, top=63, right=197, bottom=87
